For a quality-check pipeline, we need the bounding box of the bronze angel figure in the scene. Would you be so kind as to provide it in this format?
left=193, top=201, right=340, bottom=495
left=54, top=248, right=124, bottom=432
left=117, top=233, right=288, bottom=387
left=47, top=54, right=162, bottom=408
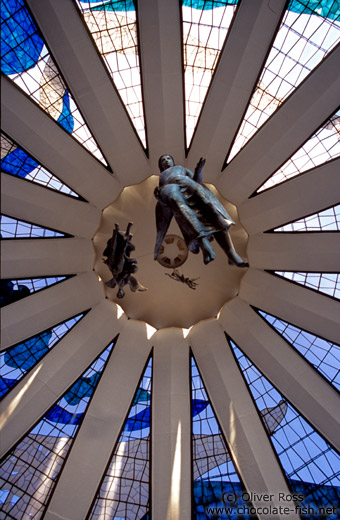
left=103, top=222, right=147, bottom=298
left=154, top=155, right=249, bottom=267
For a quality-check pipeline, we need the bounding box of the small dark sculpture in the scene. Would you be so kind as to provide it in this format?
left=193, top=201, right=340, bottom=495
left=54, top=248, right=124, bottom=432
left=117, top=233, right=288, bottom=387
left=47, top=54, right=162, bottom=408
left=103, top=222, right=147, bottom=298
left=154, top=155, right=249, bottom=267
left=165, top=269, right=199, bottom=290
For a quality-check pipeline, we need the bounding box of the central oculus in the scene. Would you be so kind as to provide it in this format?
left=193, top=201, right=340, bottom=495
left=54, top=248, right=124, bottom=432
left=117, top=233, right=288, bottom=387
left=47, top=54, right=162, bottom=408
left=93, top=158, right=249, bottom=329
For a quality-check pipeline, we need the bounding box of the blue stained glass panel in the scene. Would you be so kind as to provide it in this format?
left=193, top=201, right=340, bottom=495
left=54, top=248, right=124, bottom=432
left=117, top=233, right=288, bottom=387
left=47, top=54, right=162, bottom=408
left=0, top=314, right=84, bottom=399
left=226, top=0, right=340, bottom=163
left=79, top=0, right=340, bottom=17
left=230, top=339, right=340, bottom=517
left=0, top=215, right=67, bottom=238
left=1, top=0, right=107, bottom=164
left=57, top=90, right=74, bottom=133
left=258, top=309, right=340, bottom=391
left=187, top=0, right=339, bottom=16
left=88, top=357, right=152, bottom=520
left=0, top=279, right=31, bottom=307
left=75, top=0, right=147, bottom=147
left=83, top=0, right=136, bottom=10
left=191, top=356, right=257, bottom=519
left=193, top=479, right=340, bottom=517
left=0, top=276, right=67, bottom=308
left=1, top=0, right=44, bottom=75
left=258, top=109, right=340, bottom=192
left=288, top=0, right=340, bottom=20
left=273, top=205, right=340, bottom=231
left=274, top=271, right=340, bottom=300
left=182, top=0, right=239, bottom=147
left=1, top=148, right=38, bottom=177
left=132, top=387, right=150, bottom=404
left=0, top=339, right=116, bottom=519
left=82, top=0, right=239, bottom=11
left=1, top=133, right=78, bottom=196
left=183, top=0, right=238, bottom=8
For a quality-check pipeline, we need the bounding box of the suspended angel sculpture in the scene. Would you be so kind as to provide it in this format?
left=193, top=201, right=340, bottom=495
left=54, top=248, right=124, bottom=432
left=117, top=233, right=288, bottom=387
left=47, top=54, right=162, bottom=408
left=103, top=222, right=147, bottom=298
left=154, top=155, right=249, bottom=267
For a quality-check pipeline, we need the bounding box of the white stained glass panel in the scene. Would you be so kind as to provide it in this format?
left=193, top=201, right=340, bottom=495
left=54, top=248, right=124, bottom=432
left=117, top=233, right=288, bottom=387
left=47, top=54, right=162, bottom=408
left=227, top=5, right=340, bottom=162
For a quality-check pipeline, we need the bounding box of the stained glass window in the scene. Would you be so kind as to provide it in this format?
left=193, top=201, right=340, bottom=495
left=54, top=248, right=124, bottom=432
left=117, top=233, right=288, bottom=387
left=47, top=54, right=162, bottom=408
left=1, top=133, right=79, bottom=197
left=1, top=0, right=107, bottom=164
left=0, top=338, right=116, bottom=519
left=88, top=356, right=152, bottom=520
left=274, top=271, right=340, bottom=300
left=257, top=309, right=340, bottom=391
left=0, top=276, right=68, bottom=308
left=75, top=0, right=147, bottom=148
left=182, top=0, right=239, bottom=148
left=272, top=204, right=340, bottom=231
left=191, top=355, right=257, bottom=519
left=0, top=215, right=67, bottom=238
left=230, top=338, right=340, bottom=516
left=226, top=0, right=340, bottom=163
left=0, top=313, right=85, bottom=399
left=257, top=109, right=340, bottom=192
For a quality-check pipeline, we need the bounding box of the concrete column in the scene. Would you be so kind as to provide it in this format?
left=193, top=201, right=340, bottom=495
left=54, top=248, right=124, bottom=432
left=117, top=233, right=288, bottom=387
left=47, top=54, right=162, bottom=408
left=43, top=319, right=152, bottom=520
left=1, top=172, right=101, bottom=238
left=151, top=328, right=191, bottom=520
left=1, top=76, right=121, bottom=208
left=189, top=0, right=286, bottom=182
left=1, top=272, right=104, bottom=348
left=0, top=299, right=125, bottom=456
left=217, top=45, right=340, bottom=204
left=1, top=238, right=94, bottom=279
left=189, top=319, right=298, bottom=520
left=27, top=0, right=149, bottom=183
left=240, top=269, right=340, bottom=345
left=247, top=231, right=340, bottom=271
left=138, top=0, right=185, bottom=166
left=219, top=298, right=340, bottom=451
left=238, top=159, right=340, bottom=234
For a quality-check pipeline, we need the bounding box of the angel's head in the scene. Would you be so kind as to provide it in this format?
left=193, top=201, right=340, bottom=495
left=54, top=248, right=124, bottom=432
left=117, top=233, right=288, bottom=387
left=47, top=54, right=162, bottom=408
left=158, top=154, right=175, bottom=171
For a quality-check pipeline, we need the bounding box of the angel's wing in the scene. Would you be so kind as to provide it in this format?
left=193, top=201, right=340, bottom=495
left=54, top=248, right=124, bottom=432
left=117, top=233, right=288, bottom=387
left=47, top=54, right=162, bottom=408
left=154, top=201, right=173, bottom=260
